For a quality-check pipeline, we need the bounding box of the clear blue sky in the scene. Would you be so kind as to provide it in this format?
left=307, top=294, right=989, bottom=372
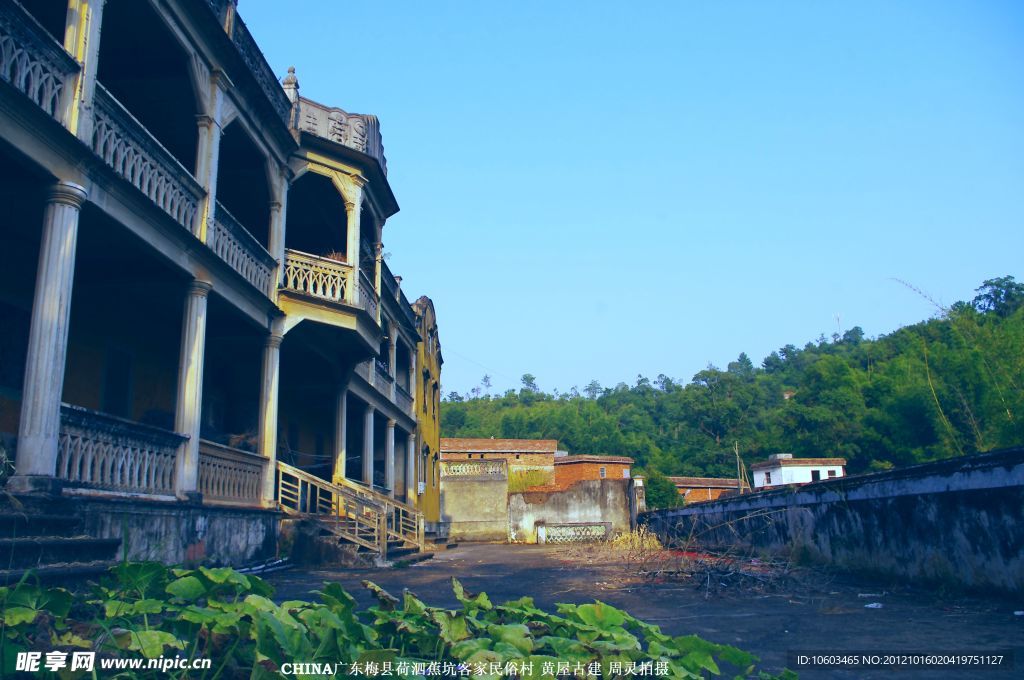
left=243, top=0, right=1024, bottom=396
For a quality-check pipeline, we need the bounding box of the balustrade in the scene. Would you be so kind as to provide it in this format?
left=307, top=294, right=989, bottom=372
left=281, top=249, right=353, bottom=302
left=55, top=404, right=183, bottom=497
left=0, top=0, right=79, bottom=123
left=359, top=271, right=379, bottom=319
left=395, top=384, right=413, bottom=415
left=198, top=439, right=266, bottom=506
left=229, top=14, right=291, bottom=125
left=441, top=460, right=507, bottom=478
left=91, top=84, right=204, bottom=234
left=210, top=202, right=276, bottom=295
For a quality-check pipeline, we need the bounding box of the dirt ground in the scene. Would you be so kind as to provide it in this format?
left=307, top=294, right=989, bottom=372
left=265, top=543, right=1024, bottom=680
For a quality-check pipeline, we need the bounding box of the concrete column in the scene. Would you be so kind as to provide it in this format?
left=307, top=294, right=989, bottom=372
left=64, top=0, right=106, bottom=137
left=332, top=386, right=347, bottom=484
left=362, top=404, right=374, bottom=485
left=258, top=331, right=282, bottom=506
left=385, top=419, right=396, bottom=498
left=267, top=165, right=289, bottom=296
left=405, top=432, right=417, bottom=505
left=10, top=182, right=88, bottom=493
left=194, top=114, right=221, bottom=241
left=408, top=349, right=418, bottom=413
left=373, top=239, right=383, bottom=323
left=173, top=280, right=212, bottom=501
left=387, top=334, right=397, bottom=401
left=343, top=198, right=361, bottom=304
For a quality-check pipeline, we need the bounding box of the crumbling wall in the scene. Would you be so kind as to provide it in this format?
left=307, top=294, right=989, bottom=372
left=438, top=462, right=508, bottom=542
left=642, top=448, right=1024, bottom=593
left=76, top=496, right=278, bottom=566
left=508, top=479, right=631, bottom=543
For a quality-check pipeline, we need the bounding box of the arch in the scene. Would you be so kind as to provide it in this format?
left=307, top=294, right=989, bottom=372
left=97, top=0, right=200, bottom=173
left=216, top=120, right=272, bottom=247
left=284, top=171, right=349, bottom=260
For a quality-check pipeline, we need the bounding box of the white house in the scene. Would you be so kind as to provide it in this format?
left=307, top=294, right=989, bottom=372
left=751, top=454, right=846, bottom=489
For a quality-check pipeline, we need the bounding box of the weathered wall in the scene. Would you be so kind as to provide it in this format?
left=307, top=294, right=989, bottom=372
left=553, top=461, right=630, bottom=490
left=438, top=462, right=508, bottom=541
left=75, top=497, right=278, bottom=566
left=642, top=448, right=1024, bottom=593
left=508, top=479, right=632, bottom=543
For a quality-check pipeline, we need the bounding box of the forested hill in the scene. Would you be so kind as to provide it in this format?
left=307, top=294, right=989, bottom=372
left=440, top=277, right=1024, bottom=479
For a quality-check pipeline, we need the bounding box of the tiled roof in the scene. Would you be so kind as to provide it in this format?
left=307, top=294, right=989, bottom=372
left=751, top=457, right=847, bottom=471
left=555, top=455, right=634, bottom=465
left=440, top=438, right=559, bottom=453
left=669, top=476, right=741, bottom=489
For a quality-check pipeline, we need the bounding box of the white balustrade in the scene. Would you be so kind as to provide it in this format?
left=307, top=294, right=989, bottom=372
left=359, top=271, right=379, bottom=319
left=198, top=439, right=266, bottom=506
left=441, top=460, right=507, bottom=478
left=210, top=202, right=275, bottom=295
left=0, top=1, right=79, bottom=122
left=282, top=249, right=353, bottom=302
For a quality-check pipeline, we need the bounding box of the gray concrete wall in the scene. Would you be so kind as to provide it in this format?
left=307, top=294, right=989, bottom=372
left=439, top=470, right=509, bottom=542
left=75, top=497, right=279, bottom=566
left=509, top=479, right=632, bottom=544
left=642, top=448, right=1024, bottom=593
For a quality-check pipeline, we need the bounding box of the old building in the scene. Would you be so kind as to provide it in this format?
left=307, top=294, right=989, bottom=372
left=441, top=437, right=558, bottom=490
left=751, top=454, right=846, bottom=489
left=412, top=296, right=442, bottom=530
left=553, top=454, right=633, bottom=491
left=669, top=476, right=746, bottom=503
left=0, top=0, right=437, bottom=567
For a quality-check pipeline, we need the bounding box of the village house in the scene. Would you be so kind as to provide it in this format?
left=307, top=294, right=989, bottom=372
left=441, top=437, right=558, bottom=489
left=669, top=476, right=747, bottom=503
left=0, top=0, right=439, bottom=571
left=553, top=454, right=633, bottom=491
left=751, top=454, right=846, bottom=489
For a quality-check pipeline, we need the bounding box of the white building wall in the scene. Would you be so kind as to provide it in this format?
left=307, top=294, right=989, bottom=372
left=753, top=465, right=845, bottom=488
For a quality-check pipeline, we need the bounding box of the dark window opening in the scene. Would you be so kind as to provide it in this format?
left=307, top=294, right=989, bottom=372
left=811, top=470, right=821, bottom=482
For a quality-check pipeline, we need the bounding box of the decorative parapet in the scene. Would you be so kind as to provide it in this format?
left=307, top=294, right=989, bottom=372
left=281, top=248, right=352, bottom=302
left=0, top=0, right=80, bottom=123
left=91, top=84, right=204, bottom=234
left=441, top=460, right=508, bottom=479
left=198, top=439, right=266, bottom=506
left=56, top=404, right=185, bottom=497
left=229, top=13, right=291, bottom=125
left=210, top=201, right=276, bottom=295
left=296, top=96, right=387, bottom=174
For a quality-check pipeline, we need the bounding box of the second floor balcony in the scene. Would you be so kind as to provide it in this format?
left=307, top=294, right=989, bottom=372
left=281, top=249, right=379, bottom=320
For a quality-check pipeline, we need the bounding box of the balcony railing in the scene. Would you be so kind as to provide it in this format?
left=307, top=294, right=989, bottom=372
left=281, top=249, right=353, bottom=303
left=359, top=271, right=379, bottom=320
left=91, top=84, right=204, bottom=234
left=395, top=384, right=413, bottom=415
left=355, top=360, right=370, bottom=382
left=198, top=439, right=266, bottom=507
left=209, top=201, right=276, bottom=295
left=56, top=404, right=184, bottom=497
left=0, top=0, right=79, bottom=123
left=229, top=14, right=291, bottom=125
left=375, top=359, right=392, bottom=382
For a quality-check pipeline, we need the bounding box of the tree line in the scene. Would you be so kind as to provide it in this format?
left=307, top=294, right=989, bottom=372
left=441, top=277, right=1024, bottom=496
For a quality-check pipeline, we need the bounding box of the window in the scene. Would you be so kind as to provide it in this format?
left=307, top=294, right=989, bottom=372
left=764, top=471, right=772, bottom=484
left=811, top=470, right=821, bottom=482
left=599, top=466, right=606, bottom=479
left=827, top=470, right=837, bottom=478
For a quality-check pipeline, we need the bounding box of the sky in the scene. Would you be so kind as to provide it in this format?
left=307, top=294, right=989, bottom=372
left=242, top=0, right=1024, bottom=396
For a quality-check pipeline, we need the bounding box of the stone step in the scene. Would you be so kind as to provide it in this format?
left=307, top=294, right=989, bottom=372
left=0, top=512, right=83, bottom=538
left=0, top=536, right=122, bottom=570
left=0, top=559, right=119, bottom=586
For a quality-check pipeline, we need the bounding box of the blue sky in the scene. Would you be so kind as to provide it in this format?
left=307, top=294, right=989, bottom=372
left=243, top=0, right=1024, bottom=396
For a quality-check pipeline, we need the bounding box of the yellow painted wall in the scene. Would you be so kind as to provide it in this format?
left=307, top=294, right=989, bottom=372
left=413, top=297, right=442, bottom=523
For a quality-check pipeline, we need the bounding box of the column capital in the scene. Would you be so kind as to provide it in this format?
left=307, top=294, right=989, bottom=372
left=46, top=181, right=88, bottom=209
left=386, top=419, right=396, bottom=429
left=195, top=114, right=215, bottom=130
left=365, top=403, right=375, bottom=415
left=186, top=280, right=213, bottom=297
left=269, top=200, right=282, bottom=211
left=265, top=333, right=283, bottom=350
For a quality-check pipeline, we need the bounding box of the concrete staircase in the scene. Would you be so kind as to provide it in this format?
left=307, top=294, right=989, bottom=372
left=0, top=497, right=121, bottom=584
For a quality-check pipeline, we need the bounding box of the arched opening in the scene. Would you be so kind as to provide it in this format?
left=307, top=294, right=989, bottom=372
left=97, top=0, right=199, bottom=174
left=216, top=121, right=271, bottom=248
left=284, top=172, right=348, bottom=260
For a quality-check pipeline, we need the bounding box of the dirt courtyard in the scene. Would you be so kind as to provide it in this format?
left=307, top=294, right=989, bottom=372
left=266, top=543, right=1023, bottom=679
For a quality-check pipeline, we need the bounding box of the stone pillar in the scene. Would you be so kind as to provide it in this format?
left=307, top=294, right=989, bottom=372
left=64, top=0, right=106, bottom=137
left=387, top=334, right=397, bottom=401
left=194, top=114, right=222, bottom=241
left=332, top=386, right=347, bottom=484
left=173, top=280, right=212, bottom=501
left=405, top=432, right=417, bottom=505
left=373, top=239, right=383, bottom=323
left=258, top=331, right=282, bottom=506
left=385, top=419, right=396, bottom=498
left=9, top=182, right=88, bottom=494
left=362, top=404, right=374, bottom=485
left=408, top=350, right=418, bottom=414
left=343, top=198, right=361, bottom=305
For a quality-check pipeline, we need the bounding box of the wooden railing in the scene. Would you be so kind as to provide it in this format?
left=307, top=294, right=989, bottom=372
left=276, top=462, right=388, bottom=555
left=55, top=404, right=183, bottom=498
left=282, top=249, right=353, bottom=302
left=91, top=84, right=204, bottom=234
left=0, top=0, right=79, bottom=123
left=359, top=271, right=379, bottom=320
left=333, top=475, right=424, bottom=550
left=198, top=439, right=265, bottom=506
left=210, top=201, right=276, bottom=295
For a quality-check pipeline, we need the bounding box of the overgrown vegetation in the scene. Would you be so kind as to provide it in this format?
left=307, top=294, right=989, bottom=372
left=442, top=276, right=1024, bottom=484
left=0, top=562, right=795, bottom=678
